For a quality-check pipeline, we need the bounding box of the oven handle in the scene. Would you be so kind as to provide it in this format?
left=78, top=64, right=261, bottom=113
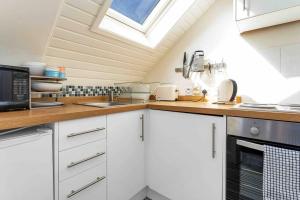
left=237, top=140, right=264, bottom=152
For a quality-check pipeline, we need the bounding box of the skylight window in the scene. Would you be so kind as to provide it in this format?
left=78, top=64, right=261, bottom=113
left=91, top=0, right=196, bottom=48
left=110, top=0, right=160, bottom=25
left=106, top=0, right=170, bottom=32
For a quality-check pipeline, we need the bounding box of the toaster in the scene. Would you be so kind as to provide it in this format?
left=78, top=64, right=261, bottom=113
left=155, top=85, right=178, bottom=101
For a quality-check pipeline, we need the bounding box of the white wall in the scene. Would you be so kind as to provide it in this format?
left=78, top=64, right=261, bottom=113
left=144, top=0, right=300, bottom=104
left=0, top=0, right=62, bottom=66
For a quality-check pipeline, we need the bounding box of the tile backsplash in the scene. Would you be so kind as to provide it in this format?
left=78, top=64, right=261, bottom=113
left=50, top=85, right=126, bottom=98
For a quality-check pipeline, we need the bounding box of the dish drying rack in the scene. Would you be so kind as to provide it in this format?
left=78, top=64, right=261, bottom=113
left=114, top=82, right=160, bottom=103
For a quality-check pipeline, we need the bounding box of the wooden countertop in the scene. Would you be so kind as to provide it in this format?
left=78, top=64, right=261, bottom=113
left=1, top=101, right=300, bottom=131
left=0, top=104, right=147, bottom=131
left=148, top=101, right=300, bottom=122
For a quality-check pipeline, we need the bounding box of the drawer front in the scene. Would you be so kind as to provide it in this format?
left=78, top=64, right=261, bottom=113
left=59, top=164, right=106, bottom=200
left=59, top=116, right=106, bottom=151
left=59, top=140, right=106, bottom=181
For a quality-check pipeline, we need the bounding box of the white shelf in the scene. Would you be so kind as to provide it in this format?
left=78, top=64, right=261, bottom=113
left=31, top=91, right=62, bottom=95
left=30, top=76, right=67, bottom=81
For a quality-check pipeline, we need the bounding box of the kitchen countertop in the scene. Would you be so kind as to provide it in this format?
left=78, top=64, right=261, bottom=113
left=1, top=101, right=300, bottom=131
left=148, top=101, right=300, bottom=122
left=0, top=104, right=147, bottom=131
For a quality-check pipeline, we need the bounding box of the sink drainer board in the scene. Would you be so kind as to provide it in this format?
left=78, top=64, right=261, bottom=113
left=76, top=102, right=129, bottom=108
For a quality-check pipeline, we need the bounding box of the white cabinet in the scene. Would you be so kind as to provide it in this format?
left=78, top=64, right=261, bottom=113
left=107, top=110, right=146, bottom=200
left=146, top=110, right=226, bottom=200
left=235, top=0, right=300, bottom=32
left=236, top=0, right=300, bottom=20
left=0, top=128, right=53, bottom=200
left=57, top=116, right=107, bottom=200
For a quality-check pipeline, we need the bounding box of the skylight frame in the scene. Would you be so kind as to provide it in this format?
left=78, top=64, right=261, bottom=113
left=106, top=0, right=171, bottom=33
left=90, top=0, right=197, bottom=49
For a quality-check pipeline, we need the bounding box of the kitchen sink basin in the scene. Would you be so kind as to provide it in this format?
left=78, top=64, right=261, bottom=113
left=76, top=102, right=129, bottom=108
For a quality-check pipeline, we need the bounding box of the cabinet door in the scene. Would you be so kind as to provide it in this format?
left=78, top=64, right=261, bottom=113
left=236, top=0, right=300, bottom=20
left=107, top=110, right=146, bottom=200
left=146, top=110, right=225, bottom=200
left=0, top=132, right=53, bottom=200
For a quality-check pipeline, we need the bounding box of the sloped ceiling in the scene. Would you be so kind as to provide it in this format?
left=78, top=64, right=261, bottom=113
left=0, top=0, right=62, bottom=65
left=44, top=0, right=215, bottom=85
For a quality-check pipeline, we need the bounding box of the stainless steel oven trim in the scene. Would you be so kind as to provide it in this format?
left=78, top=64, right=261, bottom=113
left=227, top=117, right=300, bottom=146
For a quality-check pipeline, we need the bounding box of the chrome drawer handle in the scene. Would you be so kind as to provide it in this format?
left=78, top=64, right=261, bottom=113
left=140, top=114, right=144, bottom=142
left=212, top=123, right=216, bottom=159
left=67, top=128, right=105, bottom=138
left=67, top=176, right=105, bottom=198
left=67, top=152, right=105, bottom=168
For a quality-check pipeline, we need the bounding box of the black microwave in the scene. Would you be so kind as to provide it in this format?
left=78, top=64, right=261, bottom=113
left=0, top=65, right=30, bottom=111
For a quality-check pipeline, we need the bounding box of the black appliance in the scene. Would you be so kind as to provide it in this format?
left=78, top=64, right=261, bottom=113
left=0, top=65, right=30, bottom=111
left=226, top=117, right=300, bottom=200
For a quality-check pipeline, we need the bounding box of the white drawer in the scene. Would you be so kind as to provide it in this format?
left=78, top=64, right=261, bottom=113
left=59, top=164, right=106, bottom=200
left=59, top=140, right=106, bottom=181
left=59, top=116, right=106, bottom=151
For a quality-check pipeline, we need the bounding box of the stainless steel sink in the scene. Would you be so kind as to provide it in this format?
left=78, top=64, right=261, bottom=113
left=76, top=102, right=129, bottom=108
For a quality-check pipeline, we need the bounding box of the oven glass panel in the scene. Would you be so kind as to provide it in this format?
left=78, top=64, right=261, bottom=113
left=227, top=136, right=263, bottom=200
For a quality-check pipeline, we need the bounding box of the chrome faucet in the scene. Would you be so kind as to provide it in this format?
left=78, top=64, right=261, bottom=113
left=109, top=90, right=114, bottom=102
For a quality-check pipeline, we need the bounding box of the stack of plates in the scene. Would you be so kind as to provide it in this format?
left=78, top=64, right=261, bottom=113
left=31, top=82, right=62, bottom=92
left=22, top=62, right=46, bottom=76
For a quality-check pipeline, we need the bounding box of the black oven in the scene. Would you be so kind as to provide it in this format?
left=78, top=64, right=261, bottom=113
left=0, top=65, right=30, bottom=111
left=227, top=136, right=264, bottom=200
left=226, top=117, right=300, bottom=200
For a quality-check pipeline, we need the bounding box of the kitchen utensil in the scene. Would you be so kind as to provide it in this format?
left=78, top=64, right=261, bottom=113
left=236, top=96, right=242, bottom=103
left=58, top=66, right=65, bottom=78
left=217, top=79, right=237, bottom=102
left=202, top=89, right=207, bottom=98
left=31, top=82, right=62, bottom=92
left=130, top=84, right=151, bottom=102
left=190, top=50, right=204, bottom=72
left=44, top=67, right=60, bottom=78
left=22, top=62, right=46, bottom=76
left=183, top=52, right=190, bottom=79
left=155, top=85, right=178, bottom=101
left=131, top=84, right=150, bottom=93
left=131, top=93, right=150, bottom=101
left=192, top=86, right=201, bottom=96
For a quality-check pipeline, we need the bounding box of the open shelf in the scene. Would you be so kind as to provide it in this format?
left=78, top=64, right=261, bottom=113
left=31, top=91, right=62, bottom=95
left=30, top=75, right=67, bottom=81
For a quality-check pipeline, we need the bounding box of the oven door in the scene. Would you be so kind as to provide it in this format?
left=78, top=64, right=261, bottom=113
left=226, top=136, right=264, bottom=200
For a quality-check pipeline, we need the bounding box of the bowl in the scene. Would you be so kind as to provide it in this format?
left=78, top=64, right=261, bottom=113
left=44, top=68, right=60, bottom=78
left=22, top=62, right=46, bottom=76
left=31, top=82, right=62, bottom=92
